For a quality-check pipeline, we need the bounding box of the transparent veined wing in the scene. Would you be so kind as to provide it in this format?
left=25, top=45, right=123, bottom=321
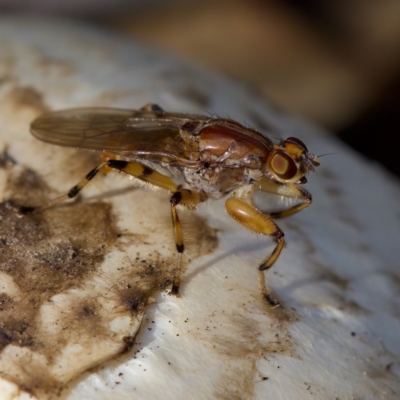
left=30, top=108, right=210, bottom=163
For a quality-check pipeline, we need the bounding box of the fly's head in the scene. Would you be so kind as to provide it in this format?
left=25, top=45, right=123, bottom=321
left=266, top=137, right=320, bottom=184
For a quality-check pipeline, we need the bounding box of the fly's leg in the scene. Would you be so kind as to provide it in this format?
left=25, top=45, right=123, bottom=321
left=99, top=153, right=118, bottom=175
left=26, top=159, right=206, bottom=297
left=30, top=162, right=108, bottom=212
left=109, top=161, right=207, bottom=296
left=225, top=197, right=284, bottom=307
left=169, top=189, right=207, bottom=296
left=257, top=176, right=312, bottom=219
left=31, top=160, right=178, bottom=213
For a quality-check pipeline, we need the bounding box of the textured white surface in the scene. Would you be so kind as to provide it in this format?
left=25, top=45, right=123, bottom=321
left=0, top=15, right=399, bottom=400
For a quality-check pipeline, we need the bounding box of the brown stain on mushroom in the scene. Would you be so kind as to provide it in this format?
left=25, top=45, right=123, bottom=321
left=0, top=169, right=119, bottom=398
left=0, top=83, right=50, bottom=134
left=0, top=82, right=49, bottom=118
left=0, top=158, right=218, bottom=399
left=185, top=298, right=297, bottom=400
left=311, top=260, right=350, bottom=291
left=213, top=315, right=296, bottom=399
left=6, top=85, right=49, bottom=115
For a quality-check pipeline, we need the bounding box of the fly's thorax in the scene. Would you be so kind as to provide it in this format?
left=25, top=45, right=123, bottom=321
left=180, top=120, right=271, bottom=199
left=197, top=120, right=271, bottom=169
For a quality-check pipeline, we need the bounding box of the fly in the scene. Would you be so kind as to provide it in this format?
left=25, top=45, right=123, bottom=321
left=29, top=103, right=320, bottom=307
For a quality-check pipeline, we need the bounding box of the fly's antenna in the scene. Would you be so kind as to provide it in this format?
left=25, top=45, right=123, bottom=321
left=316, top=152, right=338, bottom=158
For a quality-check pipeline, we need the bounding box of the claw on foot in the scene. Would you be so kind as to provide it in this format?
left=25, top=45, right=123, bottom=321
left=265, top=294, right=280, bottom=308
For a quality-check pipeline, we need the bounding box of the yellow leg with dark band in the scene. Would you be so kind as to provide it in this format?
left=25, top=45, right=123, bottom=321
left=256, top=175, right=312, bottom=219
left=169, top=189, right=206, bottom=296
left=27, top=159, right=192, bottom=297
left=225, top=196, right=284, bottom=307
left=33, top=160, right=179, bottom=213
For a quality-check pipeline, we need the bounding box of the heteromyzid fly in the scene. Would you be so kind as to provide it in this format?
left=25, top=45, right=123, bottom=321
left=30, top=103, right=320, bottom=307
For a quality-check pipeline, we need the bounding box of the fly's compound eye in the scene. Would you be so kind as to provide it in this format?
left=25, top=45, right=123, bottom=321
left=269, top=150, right=298, bottom=181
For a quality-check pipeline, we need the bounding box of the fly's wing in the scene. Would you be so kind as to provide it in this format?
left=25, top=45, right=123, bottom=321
left=30, top=108, right=210, bottom=164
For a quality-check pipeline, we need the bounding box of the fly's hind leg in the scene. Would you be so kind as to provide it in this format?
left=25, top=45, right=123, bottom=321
left=29, top=159, right=178, bottom=213
left=225, top=197, right=284, bottom=307
left=26, top=158, right=205, bottom=297
left=169, top=189, right=207, bottom=296
left=29, top=161, right=109, bottom=213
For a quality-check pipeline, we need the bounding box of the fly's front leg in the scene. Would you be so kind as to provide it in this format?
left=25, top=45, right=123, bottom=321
left=225, top=197, right=284, bottom=307
left=257, top=176, right=312, bottom=219
left=169, top=189, right=207, bottom=296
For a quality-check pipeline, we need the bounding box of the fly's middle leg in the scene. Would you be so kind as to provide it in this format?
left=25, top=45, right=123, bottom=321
left=169, top=189, right=206, bottom=296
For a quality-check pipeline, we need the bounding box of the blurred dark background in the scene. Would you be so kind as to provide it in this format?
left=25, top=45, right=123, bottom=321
left=1, top=0, right=400, bottom=177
